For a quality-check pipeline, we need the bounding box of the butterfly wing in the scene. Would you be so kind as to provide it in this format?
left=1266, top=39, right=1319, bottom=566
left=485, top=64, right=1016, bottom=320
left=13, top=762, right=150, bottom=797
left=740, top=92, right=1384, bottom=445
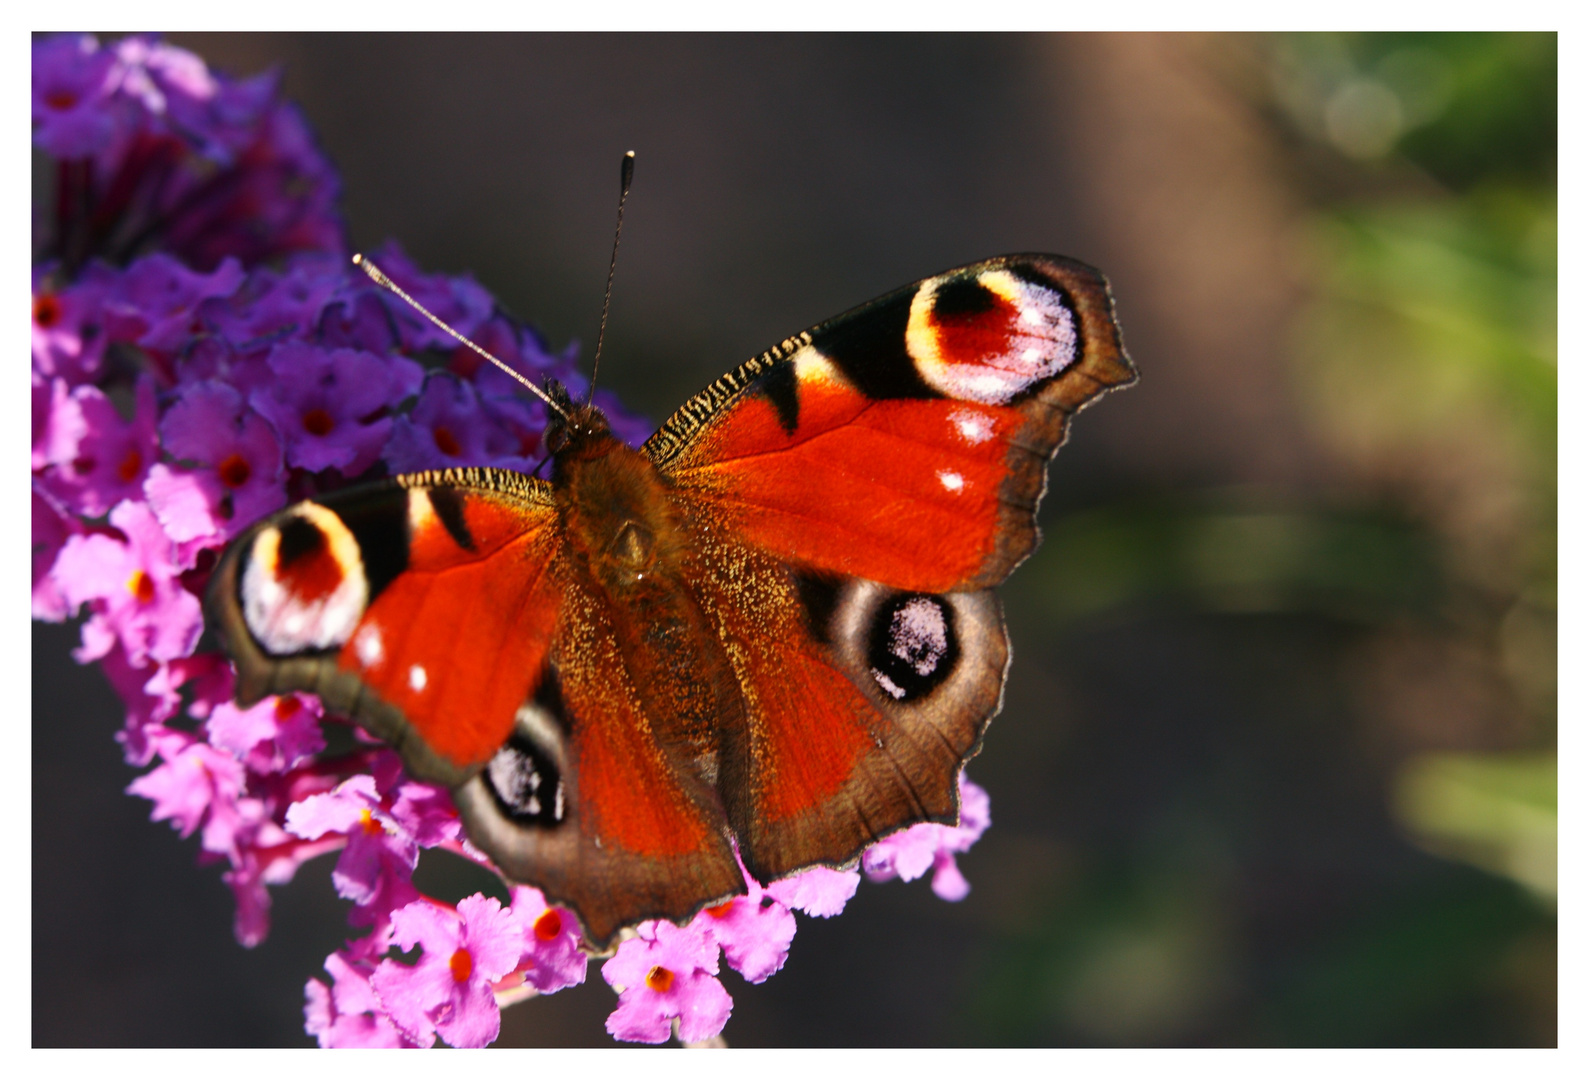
left=450, top=546, right=743, bottom=948
left=647, top=254, right=1132, bottom=591
left=207, top=467, right=743, bottom=947
left=208, top=468, right=565, bottom=786
left=648, top=254, right=1134, bottom=881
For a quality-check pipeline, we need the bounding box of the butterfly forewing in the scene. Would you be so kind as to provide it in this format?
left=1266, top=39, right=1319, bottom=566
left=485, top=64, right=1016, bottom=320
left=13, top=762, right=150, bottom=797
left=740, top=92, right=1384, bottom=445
left=208, top=468, right=563, bottom=786
left=646, top=254, right=1135, bottom=592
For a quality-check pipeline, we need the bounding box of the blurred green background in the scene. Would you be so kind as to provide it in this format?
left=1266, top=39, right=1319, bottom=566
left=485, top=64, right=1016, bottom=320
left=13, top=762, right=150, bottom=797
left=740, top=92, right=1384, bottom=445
left=33, top=33, right=1555, bottom=1046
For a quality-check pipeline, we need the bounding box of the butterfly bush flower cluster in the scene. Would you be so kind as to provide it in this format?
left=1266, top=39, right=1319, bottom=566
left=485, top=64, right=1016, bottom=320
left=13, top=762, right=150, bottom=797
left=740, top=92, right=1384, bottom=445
left=32, top=34, right=991, bottom=1048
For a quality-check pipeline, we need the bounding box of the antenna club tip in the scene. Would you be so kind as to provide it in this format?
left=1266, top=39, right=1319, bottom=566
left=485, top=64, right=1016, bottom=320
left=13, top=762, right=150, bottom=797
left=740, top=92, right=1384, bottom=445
left=351, top=253, right=363, bottom=266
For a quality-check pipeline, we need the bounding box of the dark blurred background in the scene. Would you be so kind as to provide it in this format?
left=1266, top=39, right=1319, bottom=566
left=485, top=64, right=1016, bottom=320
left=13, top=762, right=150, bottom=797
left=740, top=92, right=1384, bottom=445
left=33, top=33, right=1556, bottom=1046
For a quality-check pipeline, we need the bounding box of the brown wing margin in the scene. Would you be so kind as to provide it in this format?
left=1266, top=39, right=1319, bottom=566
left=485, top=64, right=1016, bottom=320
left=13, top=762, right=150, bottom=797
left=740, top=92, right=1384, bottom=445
left=971, top=254, right=1136, bottom=587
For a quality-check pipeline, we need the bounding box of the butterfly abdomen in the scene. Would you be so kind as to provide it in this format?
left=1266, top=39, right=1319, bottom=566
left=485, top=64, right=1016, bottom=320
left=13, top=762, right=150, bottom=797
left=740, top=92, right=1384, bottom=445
left=550, top=421, right=745, bottom=773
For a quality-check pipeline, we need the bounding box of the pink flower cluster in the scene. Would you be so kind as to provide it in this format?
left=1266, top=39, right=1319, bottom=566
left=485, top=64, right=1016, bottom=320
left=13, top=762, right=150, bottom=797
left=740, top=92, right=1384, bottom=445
left=291, top=771, right=588, bottom=1047
left=31, top=33, right=994, bottom=1047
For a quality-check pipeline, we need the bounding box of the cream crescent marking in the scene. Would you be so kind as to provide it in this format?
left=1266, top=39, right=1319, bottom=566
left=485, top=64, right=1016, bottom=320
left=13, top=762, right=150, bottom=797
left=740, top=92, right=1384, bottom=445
left=791, top=344, right=849, bottom=388
left=241, top=504, right=369, bottom=655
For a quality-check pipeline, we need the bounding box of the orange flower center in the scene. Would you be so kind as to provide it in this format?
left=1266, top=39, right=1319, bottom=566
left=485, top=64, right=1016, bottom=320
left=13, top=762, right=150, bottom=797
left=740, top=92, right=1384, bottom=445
left=126, top=570, right=155, bottom=604
left=644, top=965, right=674, bottom=993
left=45, top=89, right=78, bottom=110
left=357, top=808, right=384, bottom=836
left=533, top=908, right=562, bottom=942
left=273, top=696, right=301, bottom=721
left=116, top=448, right=143, bottom=483
left=34, top=293, right=62, bottom=328
left=450, top=948, right=473, bottom=983
left=706, top=900, right=736, bottom=919
left=217, top=453, right=251, bottom=488
left=301, top=408, right=334, bottom=436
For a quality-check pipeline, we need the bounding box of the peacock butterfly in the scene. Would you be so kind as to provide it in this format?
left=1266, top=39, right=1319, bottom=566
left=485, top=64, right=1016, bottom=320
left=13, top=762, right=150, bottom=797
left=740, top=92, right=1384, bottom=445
left=205, top=252, right=1135, bottom=948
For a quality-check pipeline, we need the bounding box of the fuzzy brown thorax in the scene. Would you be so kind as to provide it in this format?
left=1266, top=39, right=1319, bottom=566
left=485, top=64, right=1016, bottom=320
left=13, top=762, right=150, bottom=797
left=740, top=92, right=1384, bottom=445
left=549, top=404, right=740, bottom=772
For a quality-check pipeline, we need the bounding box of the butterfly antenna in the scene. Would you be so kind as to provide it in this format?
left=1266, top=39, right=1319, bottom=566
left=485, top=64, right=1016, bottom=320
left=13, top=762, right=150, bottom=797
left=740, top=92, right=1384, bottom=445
left=352, top=253, right=568, bottom=419
left=587, top=150, right=635, bottom=406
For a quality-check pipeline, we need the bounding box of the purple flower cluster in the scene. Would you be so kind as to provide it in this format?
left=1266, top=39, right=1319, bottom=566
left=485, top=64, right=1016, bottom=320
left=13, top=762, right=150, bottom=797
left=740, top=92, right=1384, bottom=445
left=31, top=34, right=992, bottom=1048
left=34, top=33, right=343, bottom=274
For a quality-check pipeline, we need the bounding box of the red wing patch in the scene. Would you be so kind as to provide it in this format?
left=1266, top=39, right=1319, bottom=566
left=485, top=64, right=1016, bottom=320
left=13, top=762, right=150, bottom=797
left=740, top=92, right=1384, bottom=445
left=679, top=519, right=1009, bottom=885
left=675, top=389, right=1020, bottom=593
left=335, top=520, right=561, bottom=772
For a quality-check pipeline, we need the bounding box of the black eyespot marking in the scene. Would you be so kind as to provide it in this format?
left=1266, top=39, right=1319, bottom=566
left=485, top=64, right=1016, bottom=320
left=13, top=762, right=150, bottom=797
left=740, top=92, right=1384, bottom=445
left=484, top=733, right=566, bottom=827
left=868, top=593, right=959, bottom=702
left=809, top=290, right=938, bottom=400
left=791, top=569, right=844, bottom=646
left=428, top=486, right=475, bottom=552
left=756, top=359, right=801, bottom=435
left=334, top=491, right=410, bottom=599
left=277, top=514, right=325, bottom=568
left=932, top=275, right=997, bottom=321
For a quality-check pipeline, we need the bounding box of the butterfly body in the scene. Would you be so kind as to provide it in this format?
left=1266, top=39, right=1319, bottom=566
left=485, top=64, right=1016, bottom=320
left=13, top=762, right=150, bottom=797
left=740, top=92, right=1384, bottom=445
left=207, top=254, right=1135, bottom=947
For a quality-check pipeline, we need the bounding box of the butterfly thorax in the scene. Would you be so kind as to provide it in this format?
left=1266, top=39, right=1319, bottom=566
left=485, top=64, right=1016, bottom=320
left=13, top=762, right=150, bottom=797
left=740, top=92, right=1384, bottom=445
left=549, top=402, right=743, bottom=778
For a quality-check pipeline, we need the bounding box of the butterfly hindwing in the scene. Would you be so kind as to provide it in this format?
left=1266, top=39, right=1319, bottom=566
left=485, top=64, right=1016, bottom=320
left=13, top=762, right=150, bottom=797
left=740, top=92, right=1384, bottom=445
left=453, top=553, right=743, bottom=948
left=675, top=511, right=1010, bottom=883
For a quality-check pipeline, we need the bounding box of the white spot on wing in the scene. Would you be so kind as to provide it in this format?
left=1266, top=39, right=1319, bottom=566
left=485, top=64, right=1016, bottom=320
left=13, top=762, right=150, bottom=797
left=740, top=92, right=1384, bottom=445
left=872, top=669, right=907, bottom=700
left=938, top=470, right=965, bottom=492
left=951, top=408, right=996, bottom=445
left=891, top=597, right=950, bottom=675
left=407, top=488, right=437, bottom=536
left=408, top=664, right=427, bottom=692
left=355, top=624, right=384, bottom=668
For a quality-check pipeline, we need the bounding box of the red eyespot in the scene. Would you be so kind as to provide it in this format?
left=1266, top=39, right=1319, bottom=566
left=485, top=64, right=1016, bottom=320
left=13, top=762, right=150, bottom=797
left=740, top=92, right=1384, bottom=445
left=644, top=965, right=674, bottom=993
left=217, top=453, right=252, bottom=488
left=44, top=89, right=78, bottom=111
left=302, top=408, right=334, bottom=436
